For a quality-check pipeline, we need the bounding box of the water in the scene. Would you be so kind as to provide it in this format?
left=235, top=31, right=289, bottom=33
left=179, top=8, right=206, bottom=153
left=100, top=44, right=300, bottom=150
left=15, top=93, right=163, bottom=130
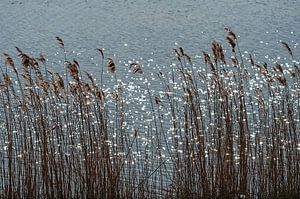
left=0, top=0, right=299, bottom=63
left=0, top=0, right=300, bottom=196
left=1, top=0, right=300, bottom=166
left=1, top=0, right=299, bottom=113
left=1, top=0, right=300, bottom=151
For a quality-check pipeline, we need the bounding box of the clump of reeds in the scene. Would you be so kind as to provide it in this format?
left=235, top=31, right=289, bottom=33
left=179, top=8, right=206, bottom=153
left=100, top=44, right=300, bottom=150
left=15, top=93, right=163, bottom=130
left=164, top=29, right=300, bottom=199
left=0, top=30, right=299, bottom=199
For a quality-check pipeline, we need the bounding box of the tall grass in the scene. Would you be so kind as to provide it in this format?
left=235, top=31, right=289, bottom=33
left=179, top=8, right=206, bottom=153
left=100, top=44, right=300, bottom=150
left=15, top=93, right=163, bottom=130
left=0, top=30, right=299, bottom=198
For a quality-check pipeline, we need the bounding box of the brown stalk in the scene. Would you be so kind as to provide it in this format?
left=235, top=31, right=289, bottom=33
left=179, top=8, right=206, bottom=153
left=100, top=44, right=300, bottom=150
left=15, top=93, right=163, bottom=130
left=281, top=41, right=293, bottom=58
left=96, top=48, right=104, bottom=60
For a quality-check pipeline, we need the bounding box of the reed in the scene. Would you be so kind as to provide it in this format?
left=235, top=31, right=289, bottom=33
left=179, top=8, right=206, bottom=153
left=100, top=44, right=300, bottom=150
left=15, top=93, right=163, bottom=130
left=0, top=30, right=299, bottom=198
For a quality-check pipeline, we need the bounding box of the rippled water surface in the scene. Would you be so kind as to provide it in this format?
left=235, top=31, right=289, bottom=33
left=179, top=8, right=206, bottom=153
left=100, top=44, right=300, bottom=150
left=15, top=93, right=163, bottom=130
left=0, top=0, right=298, bottom=131
left=0, top=1, right=300, bottom=196
left=1, top=0, right=299, bottom=62
left=1, top=0, right=300, bottom=129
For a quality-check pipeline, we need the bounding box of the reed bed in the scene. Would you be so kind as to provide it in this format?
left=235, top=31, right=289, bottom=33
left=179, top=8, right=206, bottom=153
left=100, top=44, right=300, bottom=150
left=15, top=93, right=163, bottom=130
left=0, top=30, right=299, bottom=199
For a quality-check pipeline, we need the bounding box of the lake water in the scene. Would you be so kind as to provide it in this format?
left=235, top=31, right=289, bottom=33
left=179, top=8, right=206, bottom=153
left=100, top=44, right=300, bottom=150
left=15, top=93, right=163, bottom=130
left=1, top=0, right=300, bottom=139
left=0, top=1, right=300, bottom=196
left=1, top=0, right=299, bottom=65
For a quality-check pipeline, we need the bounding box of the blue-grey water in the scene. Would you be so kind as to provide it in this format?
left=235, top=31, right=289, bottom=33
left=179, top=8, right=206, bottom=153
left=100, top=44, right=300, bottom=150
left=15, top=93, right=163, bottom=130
left=1, top=0, right=299, bottom=63
left=1, top=0, right=299, bottom=106
left=0, top=0, right=300, bottom=196
left=1, top=0, right=299, bottom=151
left=1, top=0, right=299, bottom=120
left=1, top=0, right=300, bottom=162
